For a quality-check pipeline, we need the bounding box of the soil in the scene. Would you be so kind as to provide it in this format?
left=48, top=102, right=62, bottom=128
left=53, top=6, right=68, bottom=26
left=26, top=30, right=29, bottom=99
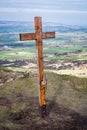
left=0, top=96, right=87, bottom=130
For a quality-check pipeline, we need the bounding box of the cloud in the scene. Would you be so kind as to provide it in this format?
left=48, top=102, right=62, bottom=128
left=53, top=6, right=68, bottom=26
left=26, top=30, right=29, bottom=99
left=0, top=8, right=17, bottom=12
left=0, top=7, right=87, bottom=14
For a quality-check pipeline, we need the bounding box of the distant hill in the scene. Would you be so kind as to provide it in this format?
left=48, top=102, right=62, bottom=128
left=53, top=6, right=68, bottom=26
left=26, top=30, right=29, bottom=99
left=0, top=20, right=87, bottom=33
left=0, top=20, right=87, bottom=48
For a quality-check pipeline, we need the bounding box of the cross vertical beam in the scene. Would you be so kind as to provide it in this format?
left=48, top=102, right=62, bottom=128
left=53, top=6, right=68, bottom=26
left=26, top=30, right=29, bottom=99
left=20, top=17, right=55, bottom=118
left=35, top=17, right=46, bottom=117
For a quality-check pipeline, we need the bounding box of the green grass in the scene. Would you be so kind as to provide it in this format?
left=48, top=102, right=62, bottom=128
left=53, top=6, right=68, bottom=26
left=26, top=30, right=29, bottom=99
left=0, top=45, right=87, bottom=61
left=59, top=74, right=87, bottom=94
left=81, top=55, right=87, bottom=59
left=44, top=46, right=83, bottom=55
left=0, top=69, right=87, bottom=129
left=6, top=67, right=29, bottom=72
left=0, top=47, right=36, bottom=60
left=45, top=55, right=78, bottom=61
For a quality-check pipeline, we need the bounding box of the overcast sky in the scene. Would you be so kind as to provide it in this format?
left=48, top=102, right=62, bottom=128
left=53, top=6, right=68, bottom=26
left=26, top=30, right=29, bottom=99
left=0, top=0, right=87, bottom=26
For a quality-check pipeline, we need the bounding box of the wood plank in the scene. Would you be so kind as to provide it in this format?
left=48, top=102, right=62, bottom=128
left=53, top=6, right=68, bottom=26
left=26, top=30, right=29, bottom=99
left=42, top=32, right=55, bottom=39
left=34, top=17, right=46, bottom=106
left=20, top=33, right=35, bottom=41
left=20, top=32, right=55, bottom=41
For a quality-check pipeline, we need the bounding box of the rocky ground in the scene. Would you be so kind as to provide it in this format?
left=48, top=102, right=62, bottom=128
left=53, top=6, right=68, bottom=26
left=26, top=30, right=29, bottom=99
left=0, top=59, right=87, bottom=77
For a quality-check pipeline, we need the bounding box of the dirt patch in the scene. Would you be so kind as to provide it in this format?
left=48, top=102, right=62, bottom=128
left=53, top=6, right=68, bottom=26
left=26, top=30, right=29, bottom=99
left=0, top=97, right=87, bottom=130
left=7, top=105, right=87, bottom=130
left=0, top=96, right=11, bottom=106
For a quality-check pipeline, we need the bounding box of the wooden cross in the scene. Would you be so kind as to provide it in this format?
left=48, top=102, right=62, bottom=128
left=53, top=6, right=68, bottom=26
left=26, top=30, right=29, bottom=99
left=20, top=17, right=55, bottom=117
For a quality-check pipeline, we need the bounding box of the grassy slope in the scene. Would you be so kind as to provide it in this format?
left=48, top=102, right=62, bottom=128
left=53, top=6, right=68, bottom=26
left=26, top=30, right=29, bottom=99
left=0, top=69, right=87, bottom=129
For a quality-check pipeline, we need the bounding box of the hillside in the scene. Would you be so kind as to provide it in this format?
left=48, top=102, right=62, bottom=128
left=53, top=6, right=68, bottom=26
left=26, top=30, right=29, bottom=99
left=0, top=69, right=87, bottom=130
left=0, top=20, right=87, bottom=129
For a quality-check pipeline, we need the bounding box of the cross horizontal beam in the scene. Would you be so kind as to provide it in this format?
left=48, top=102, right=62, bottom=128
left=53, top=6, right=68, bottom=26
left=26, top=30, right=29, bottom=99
left=20, top=32, right=55, bottom=41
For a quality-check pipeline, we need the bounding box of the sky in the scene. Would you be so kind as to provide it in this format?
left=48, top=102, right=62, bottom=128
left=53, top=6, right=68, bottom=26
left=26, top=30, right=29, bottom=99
left=0, top=0, right=87, bottom=26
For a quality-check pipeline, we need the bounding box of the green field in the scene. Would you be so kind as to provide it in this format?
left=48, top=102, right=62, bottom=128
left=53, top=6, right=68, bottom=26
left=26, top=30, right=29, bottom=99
left=0, top=45, right=87, bottom=61
left=0, top=32, right=87, bottom=61
left=0, top=47, right=36, bottom=60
